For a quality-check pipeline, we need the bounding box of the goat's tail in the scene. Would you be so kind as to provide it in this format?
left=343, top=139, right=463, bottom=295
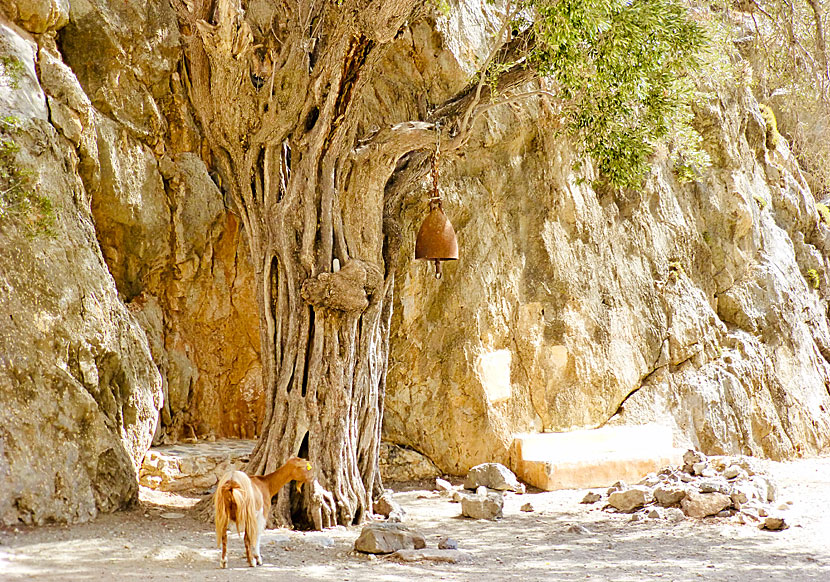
left=214, top=471, right=259, bottom=549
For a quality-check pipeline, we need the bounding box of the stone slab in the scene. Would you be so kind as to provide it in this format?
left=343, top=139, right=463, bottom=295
left=510, top=424, right=683, bottom=491
left=139, top=439, right=255, bottom=492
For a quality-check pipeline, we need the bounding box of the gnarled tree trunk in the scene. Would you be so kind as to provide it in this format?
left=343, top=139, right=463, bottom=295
left=176, top=0, right=530, bottom=528
left=175, top=0, right=429, bottom=527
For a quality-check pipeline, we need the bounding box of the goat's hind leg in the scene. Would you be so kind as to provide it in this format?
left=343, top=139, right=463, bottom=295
left=220, top=530, right=228, bottom=569
left=244, top=531, right=256, bottom=568
left=254, top=512, right=266, bottom=565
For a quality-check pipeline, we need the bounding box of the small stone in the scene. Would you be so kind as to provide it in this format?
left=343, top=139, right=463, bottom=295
left=740, top=507, right=760, bottom=521
left=159, top=512, right=184, bottom=519
left=750, top=475, right=777, bottom=502
left=387, top=510, right=405, bottom=523
left=757, top=507, right=769, bottom=517
left=393, top=549, right=470, bottom=563
left=520, top=502, right=534, bottom=512
left=723, top=465, right=741, bottom=480
left=435, top=478, right=453, bottom=492
left=581, top=492, right=602, bottom=504
left=608, top=487, right=650, bottom=512
left=699, top=479, right=730, bottom=494
left=638, top=473, right=660, bottom=488
left=451, top=491, right=463, bottom=503
left=374, top=491, right=405, bottom=519
left=476, top=486, right=488, bottom=497
left=312, top=536, right=335, bottom=548
left=761, top=516, right=788, bottom=531
left=438, top=537, right=458, bottom=550
left=566, top=524, right=592, bottom=534
left=606, top=481, right=626, bottom=495
left=683, top=450, right=707, bottom=473
left=716, top=509, right=736, bottom=518
left=776, top=501, right=793, bottom=511
left=665, top=508, right=686, bottom=523
left=629, top=513, right=645, bottom=523
left=646, top=508, right=663, bottom=519
left=730, top=485, right=751, bottom=506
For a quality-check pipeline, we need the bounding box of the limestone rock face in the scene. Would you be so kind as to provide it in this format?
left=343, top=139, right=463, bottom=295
left=379, top=442, right=442, bottom=483
left=384, top=1, right=830, bottom=474
left=50, top=0, right=264, bottom=442
left=0, top=0, right=69, bottom=34
left=0, top=1, right=260, bottom=525
left=0, top=24, right=161, bottom=525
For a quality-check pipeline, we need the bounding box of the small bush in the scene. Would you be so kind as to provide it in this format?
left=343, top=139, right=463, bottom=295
left=758, top=104, right=782, bottom=151
left=0, top=55, right=25, bottom=89
left=806, top=269, right=820, bottom=289
left=1, top=119, right=56, bottom=237
left=753, top=194, right=768, bottom=210
left=817, top=203, right=830, bottom=226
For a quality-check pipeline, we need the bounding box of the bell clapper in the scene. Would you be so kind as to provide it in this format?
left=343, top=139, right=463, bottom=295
left=434, top=260, right=442, bottom=279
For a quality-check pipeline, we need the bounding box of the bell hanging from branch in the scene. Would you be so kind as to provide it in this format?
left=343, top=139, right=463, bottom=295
left=415, top=200, right=458, bottom=279
left=415, top=135, right=458, bottom=279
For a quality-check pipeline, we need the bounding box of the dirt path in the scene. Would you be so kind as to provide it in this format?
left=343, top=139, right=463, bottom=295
left=1, top=457, right=829, bottom=581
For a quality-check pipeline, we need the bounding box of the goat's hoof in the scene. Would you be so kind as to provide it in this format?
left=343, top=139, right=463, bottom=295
left=256, top=557, right=262, bottom=566
left=220, top=561, right=227, bottom=569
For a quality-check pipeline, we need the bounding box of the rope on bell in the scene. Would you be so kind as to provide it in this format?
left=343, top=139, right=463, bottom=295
left=431, top=124, right=442, bottom=278
left=430, top=124, right=442, bottom=211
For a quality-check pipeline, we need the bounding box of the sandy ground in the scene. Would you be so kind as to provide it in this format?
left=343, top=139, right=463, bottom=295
left=1, top=457, right=829, bottom=582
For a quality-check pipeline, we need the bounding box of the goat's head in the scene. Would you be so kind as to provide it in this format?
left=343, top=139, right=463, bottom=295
left=285, top=457, right=314, bottom=490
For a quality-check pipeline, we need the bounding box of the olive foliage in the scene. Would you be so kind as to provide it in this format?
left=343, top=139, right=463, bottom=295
left=486, top=0, right=707, bottom=186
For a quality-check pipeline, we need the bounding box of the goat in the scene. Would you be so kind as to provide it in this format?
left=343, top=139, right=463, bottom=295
left=214, top=457, right=314, bottom=568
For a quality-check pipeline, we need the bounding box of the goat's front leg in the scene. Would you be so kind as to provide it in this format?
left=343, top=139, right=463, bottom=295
left=220, top=530, right=228, bottom=569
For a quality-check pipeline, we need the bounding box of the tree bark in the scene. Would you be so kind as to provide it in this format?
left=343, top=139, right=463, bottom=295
left=174, top=0, right=531, bottom=528
left=174, top=0, right=428, bottom=528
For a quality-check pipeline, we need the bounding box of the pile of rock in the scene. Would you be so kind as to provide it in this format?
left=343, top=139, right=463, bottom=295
left=583, top=450, right=790, bottom=531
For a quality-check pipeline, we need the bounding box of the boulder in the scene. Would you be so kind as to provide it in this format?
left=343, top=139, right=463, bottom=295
left=374, top=491, right=405, bottom=520
left=608, top=487, right=650, bottom=512
left=653, top=486, right=687, bottom=507
left=461, top=492, right=504, bottom=520
left=463, top=463, right=524, bottom=492
left=681, top=492, right=732, bottom=518
left=761, top=516, right=788, bottom=531
left=353, top=523, right=426, bottom=554
left=581, top=492, right=602, bottom=504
